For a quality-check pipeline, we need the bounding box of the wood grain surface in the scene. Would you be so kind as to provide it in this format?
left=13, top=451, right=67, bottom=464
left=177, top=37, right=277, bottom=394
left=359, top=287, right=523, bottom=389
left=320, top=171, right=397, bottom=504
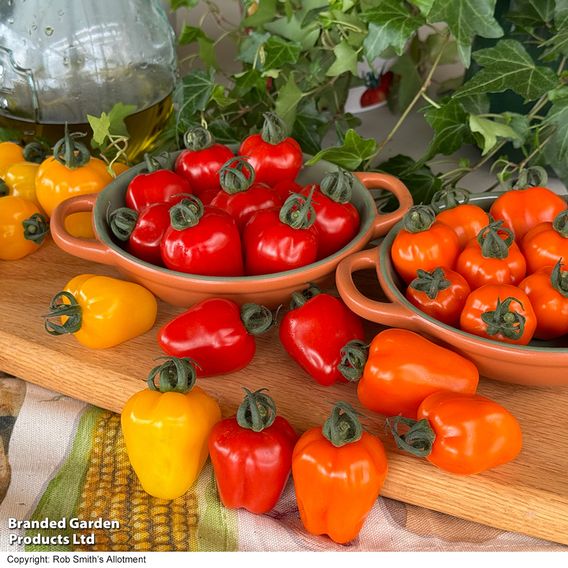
left=1, top=241, right=567, bottom=546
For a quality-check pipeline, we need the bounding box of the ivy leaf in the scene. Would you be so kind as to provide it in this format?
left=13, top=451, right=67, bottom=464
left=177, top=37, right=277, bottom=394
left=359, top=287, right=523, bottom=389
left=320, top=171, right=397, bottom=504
left=178, top=25, right=206, bottom=45
left=275, top=74, right=304, bottom=127
left=541, top=3, right=568, bottom=58
left=242, top=0, right=277, bottom=27
left=422, top=99, right=473, bottom=161
left=208, top=119, right=242, bottom=145
left=362, top=0, right=424, bottom=59
left=335, top=113, right=362, bottom=143
left=210, top=85, right=236, bottom=109
left=427, top=0, right=503, bottom=65
left=239, top=31, right=271, bottom=65
left=292, top=100, right=329, bottom=156
left=454, top=40, right=559, bottom=102
left=377, top=154, right=443, bottom=208
left=169, top=0, right=198, bottom=10
left=0, top=127, right=22, bottom=143
left=326, top=41, right=358, bottom=77
left=180, top=69, right=216, bottom=116
left=264, top=16, right=321, bottom=50
left=233, top=69, right=266, bottom=97
left=459, top=94, right=491, bottom=115
left=305, top=129, right=378, bottom=170
left=507, top=0, right=555, bottom=32
left=87, top=102, right=136, bottom=147
left=388, top=54, right=422, bottom=114
left=264, top=36, right=302, bottom=70
left=543, top=97, right=568, bottom=176
left=408, top=0, right=434, bottom=17
left=469, top=115, right=521, bottom=155
left=502, top=112, right=531, bottom=148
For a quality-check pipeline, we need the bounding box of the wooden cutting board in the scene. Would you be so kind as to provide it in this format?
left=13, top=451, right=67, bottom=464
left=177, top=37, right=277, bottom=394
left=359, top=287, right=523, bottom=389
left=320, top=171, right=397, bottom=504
left=1, top=240, right=567, bottom=546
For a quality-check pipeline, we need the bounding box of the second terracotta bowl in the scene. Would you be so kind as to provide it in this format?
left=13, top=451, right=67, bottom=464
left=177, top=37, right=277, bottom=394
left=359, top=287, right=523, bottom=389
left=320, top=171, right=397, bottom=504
left=50, top=155, right=413, bottom=308
left=336, top=192, right=568, bottom=387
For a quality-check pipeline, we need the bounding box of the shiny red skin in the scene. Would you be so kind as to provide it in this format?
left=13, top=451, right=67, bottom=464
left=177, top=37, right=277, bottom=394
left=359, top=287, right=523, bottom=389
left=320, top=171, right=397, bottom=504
left=243, top=208, right=318, bottom=275
left=301, top=184, right=360, bottom=260
left=158, top=298, right=255, bottom=376
left=125, top=169, right=192, bottom=212
left=279, top=293, right=365, bottom=386
left=272, top=180, right=302, bottom=201
left=126, top=202, right=172, bottom=266
left=174, top=144, right=234, bottom=199
left=160, top=206, right=244, bottom=276
left=208, top=416, right=298, bottom=514
left=210, top=183, right=283, bottom=230
left=239, top=134, right=303, bottom=187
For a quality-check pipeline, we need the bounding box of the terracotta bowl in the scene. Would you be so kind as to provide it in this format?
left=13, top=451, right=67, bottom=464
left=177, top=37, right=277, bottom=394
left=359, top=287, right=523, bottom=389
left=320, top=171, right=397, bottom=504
left=50, top=155, right=413, bottom=308
left=336, top=192, right=568, bottom=387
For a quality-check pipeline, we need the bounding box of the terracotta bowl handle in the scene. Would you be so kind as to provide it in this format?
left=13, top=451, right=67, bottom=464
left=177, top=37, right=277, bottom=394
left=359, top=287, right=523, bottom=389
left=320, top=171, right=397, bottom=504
left=50, top=194, right=113, bottom=265
left=355, top=172, right=413, bottom=240
left=335, top=247, right=418, bottom=327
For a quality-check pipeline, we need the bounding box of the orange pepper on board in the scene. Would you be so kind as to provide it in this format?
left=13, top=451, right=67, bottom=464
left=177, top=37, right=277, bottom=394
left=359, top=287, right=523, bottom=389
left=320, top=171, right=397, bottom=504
left=292, top=402, right=388, bottom=544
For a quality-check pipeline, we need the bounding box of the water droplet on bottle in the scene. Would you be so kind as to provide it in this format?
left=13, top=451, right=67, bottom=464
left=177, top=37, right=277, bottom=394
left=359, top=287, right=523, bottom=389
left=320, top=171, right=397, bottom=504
left=58, top=10, right=64, bottom=16
left=31, top=24, right=38, bottom=31
left=63, top=56, right=69, bottom=66
left=45, top=26, right=54, bottom=36
left=7, top=18, right=14, bottom=24
left=0, top=98, right=9, bottom=110
left=0, top=65, right=4, bottom=78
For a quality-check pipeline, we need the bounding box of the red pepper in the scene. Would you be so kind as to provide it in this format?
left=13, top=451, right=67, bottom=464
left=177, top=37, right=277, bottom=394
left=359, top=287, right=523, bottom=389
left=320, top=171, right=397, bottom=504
left=158, top=298, right=273, bottom=376
left=301, top=169, right=360, bottom=259
left=174, top=127, right=234, bottom=201
left=125, top=154, right=192, bottom=212
left=209, top=388, right=297, bottom=514
left=210, top=157, right=282, bottom=230
left=239, top=112, right=303, bottom=187
left=279, top=286, right=366, bottom=386
left=109, top=195, right=187, bottom=266
left=160, top=196, right=244, bottom=276
left=243, top=189, right=318, bottom=275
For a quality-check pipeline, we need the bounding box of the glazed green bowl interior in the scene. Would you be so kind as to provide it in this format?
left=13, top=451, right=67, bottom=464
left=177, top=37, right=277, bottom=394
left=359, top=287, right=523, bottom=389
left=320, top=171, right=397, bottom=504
left=380, top=191, right=568, bottom=352
left=92, top=151, right=379, bottom=280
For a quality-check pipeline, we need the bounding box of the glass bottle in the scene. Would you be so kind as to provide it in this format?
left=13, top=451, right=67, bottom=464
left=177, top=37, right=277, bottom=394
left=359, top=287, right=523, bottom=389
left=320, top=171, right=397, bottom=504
left=0, top=0, right=178, bottom=160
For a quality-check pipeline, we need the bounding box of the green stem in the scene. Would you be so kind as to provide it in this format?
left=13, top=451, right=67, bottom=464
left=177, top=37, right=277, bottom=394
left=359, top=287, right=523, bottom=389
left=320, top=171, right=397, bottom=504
left=322, top=402, right=363, bottom=447
left=279, top=186, right=316, bottom=230
left=43, top=291, right=82, bottom=336
left=338, top=340, right=368, bottom=382
left=289, top=285, right=321, bottom=310
left=53, top=124, right=91, bottom=169
left=551, top=260, right=568, bottom=298
left=169, top=196, right=205, bottom=230
left=236, top=388, right=277, bottom=432
left=147, top=357, right=197, bottom=394
left=480, top=297, right=527, bottom=340
left=387, top=416, right=435, bottom=457
left=22, top=213, right=49, bottom=245
left=240, top=303, right=273, bottom=335
left=409, top=267, right=451, bottom=299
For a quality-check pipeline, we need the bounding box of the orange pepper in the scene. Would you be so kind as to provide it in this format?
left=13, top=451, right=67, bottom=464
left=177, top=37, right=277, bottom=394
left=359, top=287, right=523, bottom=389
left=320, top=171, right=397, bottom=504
left=292, top=402, right=388, bottom=544
left=0, top=142, right=24, bottom=178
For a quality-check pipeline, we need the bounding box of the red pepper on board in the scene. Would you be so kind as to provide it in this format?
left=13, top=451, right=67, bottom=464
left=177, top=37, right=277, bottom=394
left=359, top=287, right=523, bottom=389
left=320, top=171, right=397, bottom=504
left=158, top=298, right=273, bottom=377
left=208, top=388, right=297, bottom=514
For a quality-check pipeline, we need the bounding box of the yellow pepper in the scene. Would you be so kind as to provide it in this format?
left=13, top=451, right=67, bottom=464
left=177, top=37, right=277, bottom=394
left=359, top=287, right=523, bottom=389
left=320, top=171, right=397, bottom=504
left=0, top=196, right=49, bottom=260
left=43, top=274, right=157, bottom=349
left=0, top=142, right=24, bottom=178
left=36, top=129, right=113, bottom=239
left=4, top=162, right=42, bottom=208
left=121, top=358, right=222, bottom=500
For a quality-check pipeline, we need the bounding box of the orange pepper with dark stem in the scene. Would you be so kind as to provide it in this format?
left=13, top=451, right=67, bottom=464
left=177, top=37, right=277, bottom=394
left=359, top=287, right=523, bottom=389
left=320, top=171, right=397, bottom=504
left=292, top=401, right=388, bottom=545
left=388, top=391, right=522, bottom=475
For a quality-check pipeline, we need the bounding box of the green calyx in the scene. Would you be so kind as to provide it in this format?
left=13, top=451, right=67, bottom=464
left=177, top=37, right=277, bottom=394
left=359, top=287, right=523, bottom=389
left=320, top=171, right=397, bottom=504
left=551, top=260, right=568, bottom=298
left=43, top=291, right=82, bottom=336
left=322, top=401, right=363, bottom=447
left=512, top=166, right=548, bottom=189
left=0, top=180, right=8, bottom=196
left=183, top=127, right=214, bottom=151
left=109, top=207, right=138, bottom=241
left=430, top=187, right=470, bottom=212
left=240, top=303, right=273, bottom=335
left=320, top=169, right=355, bottom=203
left=338, top=340, right=368, bottom=382
left=53, top=124, right=91, bottom=169
left=143, top=153, right=163, bottom=173
left=147, top=357, right=197, bottom=394
left=289, top=284, right=321, bottom=310
left=402, top=205, right=437, bottom=233
left=169, top=196, right=205, bottom=230
left=219, top=157, right=256, bottom=194
left=410, top=267, right=451, bottom=300
left=236, top=387, right=277, bottom=432
left=553, top=210, right=568, bottom=238
left=279, top=186, right=316, bottom=230
left=23, top=141, right=48, bottom=164
left=22, top=213, right=49, bottom=244
left=477, top=220, right=514, bottom=259
left=481, top=296, right=526, bottom=340
left=261, top=112, right=289, bottom=145
left=387, top=416, right=435, bottom=458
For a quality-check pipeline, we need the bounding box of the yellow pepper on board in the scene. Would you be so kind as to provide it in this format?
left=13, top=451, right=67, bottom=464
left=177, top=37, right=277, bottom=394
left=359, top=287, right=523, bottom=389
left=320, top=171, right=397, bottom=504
left=0, top=142, right=24, bottom=178
left=121, top=358, right=222, bottom=500
left=43, top=274, right=157, bottom=349
left=36, top=129, right=113, bottom=238
left=4, top=162, right=42, bottom=208
left=0, top=196, right=49, bottom=260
